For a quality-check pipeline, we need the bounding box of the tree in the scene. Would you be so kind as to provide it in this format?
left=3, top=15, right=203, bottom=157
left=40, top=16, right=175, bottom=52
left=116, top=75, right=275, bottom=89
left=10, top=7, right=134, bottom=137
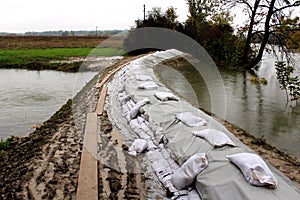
left=185, top=0, right=218, bottom=42
left=280, top=17, right=300, bottom=51
left=124, top=2, right=246, bottom=68
left=135, top=7, right=181, bottom=30
left=124, top=7, right=183, bottom=54
left=184, top=0, right=244, bottom=68
left=229, top=0, right=300, bottom=69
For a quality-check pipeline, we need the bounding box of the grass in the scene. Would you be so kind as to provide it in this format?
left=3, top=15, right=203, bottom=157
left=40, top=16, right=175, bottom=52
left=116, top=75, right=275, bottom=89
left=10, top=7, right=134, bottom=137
left=0, top=36, right=126, bottom=71
left=0, top=47, right=124, bottom=65
left=0, top=47, right=125, bottom=71
left=0, top=137, right=12, bottom=150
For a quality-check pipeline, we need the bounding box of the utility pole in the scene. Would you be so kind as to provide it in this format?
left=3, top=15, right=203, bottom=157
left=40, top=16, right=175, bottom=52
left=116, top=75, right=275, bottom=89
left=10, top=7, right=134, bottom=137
left=96, top=26, right=98, bottom=36
left=143, top=4, right=146, bottom=21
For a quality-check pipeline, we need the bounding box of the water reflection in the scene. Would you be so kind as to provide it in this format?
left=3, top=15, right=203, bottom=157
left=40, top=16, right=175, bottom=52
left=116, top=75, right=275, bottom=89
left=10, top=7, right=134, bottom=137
left=155, top=53, right=300, bottom=159
left=0, top=69, right=96, bottom=138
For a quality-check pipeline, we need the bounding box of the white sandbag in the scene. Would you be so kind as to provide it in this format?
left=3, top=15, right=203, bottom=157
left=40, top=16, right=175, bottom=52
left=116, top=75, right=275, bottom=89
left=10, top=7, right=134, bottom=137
left=141, top=122, right=153, bottom=136
left=121, top=104, right=129, bottom=114
left=147, top=140, right=157, bottom=151
left=118, top=93, right=131, bottom=104
left=130, top=98, right=150, bottom=119
left=129, top=119, right=141, bottom=131
left=161, top=148, right=171, bottom=159
left=137, top=116, right=144, bottom=124
left=171, top=153, right=208, bottom=190
left=135, top=74, right=153, bottom=81
left=173, top=189, right=189, bottom=200
left=129, top=119, right=151, bottom=139
left=126, top=100, right=135, bottom=110
left=192, top=129, right=235, bottom=147
left=128, top=139, right=148, bottom=156
left=175, top=112, right=207, bottom=127
left=117, top=85, right=125, bottom=93
left=188, top=189, right=201, bottom=200
left=146, top=149, right=163, bottom=162
left=226, top=153, right=278, bottom=188
left=154, top=92, right=178, bottom=101
left=152, top=159, right=172, bottom=184
left=137, top=82, right=159, bottom=90
left=169, top=159, right=180, bottom=172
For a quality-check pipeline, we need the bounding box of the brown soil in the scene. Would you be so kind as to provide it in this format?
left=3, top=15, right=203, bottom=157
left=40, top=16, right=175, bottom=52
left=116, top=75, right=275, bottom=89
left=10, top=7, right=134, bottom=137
left=0, top=36, right=108, bottom=50
left=98, top=111, right=145, bottom=200
left=0, top=100, right=81, bottom=199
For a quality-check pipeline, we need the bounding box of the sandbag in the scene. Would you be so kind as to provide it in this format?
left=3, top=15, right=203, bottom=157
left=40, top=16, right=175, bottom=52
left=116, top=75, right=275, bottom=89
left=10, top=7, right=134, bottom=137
left=226, top=153, right=278, bottom=188
left=137, top=82, right=159, bottom=90
left=147, top=140, right=157, bottom=151
left=154, top=92, right=178, bottom=101
left=126, top=100, right=135, bottom=110
left=192, top=129, right=235, bottom=147
left=130, top=98, right=150, bottom=119
left=175, top=112, right=207, bottom=127
left=188, top=189, right=201, bottom=200
left=118, top=92, right=131, bottom=104
left=117, top=85, right=125, bottom=93
left=129, top=119, right=151, bottom=139
left=128, top=139, right=148, bottom=156
left=135, top=74, right=153, bottom=81
left=171, top=153, right=208, bottom=190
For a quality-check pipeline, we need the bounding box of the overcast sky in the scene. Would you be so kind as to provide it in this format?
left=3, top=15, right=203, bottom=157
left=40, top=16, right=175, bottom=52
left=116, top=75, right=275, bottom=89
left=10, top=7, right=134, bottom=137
left=0, top=0, right=190, bottom=33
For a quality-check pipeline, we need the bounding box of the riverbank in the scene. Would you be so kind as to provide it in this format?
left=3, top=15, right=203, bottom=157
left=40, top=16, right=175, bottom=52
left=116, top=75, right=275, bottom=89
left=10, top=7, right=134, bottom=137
left=0, top=55, right=299, bottom=199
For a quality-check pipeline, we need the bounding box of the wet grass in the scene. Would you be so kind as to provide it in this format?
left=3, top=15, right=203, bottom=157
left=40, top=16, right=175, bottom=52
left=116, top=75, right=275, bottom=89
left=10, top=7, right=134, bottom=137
left=0, top=47, right=124, bottom=65
left=0, top=47, right=125, bottom=72
left=0, top=137, right=12, bottom=150
left=0, top=35, right=125, bottom=72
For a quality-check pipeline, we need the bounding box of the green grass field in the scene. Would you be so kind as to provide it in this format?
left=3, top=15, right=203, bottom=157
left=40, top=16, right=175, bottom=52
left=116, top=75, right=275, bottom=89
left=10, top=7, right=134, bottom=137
left=0, top=36, right=126, bottom=71
left=0, top=47, right=125, bottom=65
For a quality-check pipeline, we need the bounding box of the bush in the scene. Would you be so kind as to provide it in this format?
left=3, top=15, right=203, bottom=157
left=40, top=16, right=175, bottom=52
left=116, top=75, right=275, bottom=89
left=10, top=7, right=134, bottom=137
left=275, top=61, right=300, bottom=101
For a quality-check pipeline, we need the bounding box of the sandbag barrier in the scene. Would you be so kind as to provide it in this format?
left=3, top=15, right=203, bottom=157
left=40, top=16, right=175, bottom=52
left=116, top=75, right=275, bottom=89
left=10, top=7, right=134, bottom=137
left=106, top=50, right=300, bottom=200
left=111, top=56, right=203, bottom=199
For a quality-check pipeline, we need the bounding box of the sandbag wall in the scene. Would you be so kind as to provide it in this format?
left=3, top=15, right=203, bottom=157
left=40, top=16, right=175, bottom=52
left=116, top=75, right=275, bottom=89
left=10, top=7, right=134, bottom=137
left=106, top=50, right=300, bottom=200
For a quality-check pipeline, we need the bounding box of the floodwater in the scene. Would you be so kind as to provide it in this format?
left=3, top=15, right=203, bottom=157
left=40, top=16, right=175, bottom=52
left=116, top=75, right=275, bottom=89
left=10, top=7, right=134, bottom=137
left=0, top=69, right=96, bottom=138
left=156, top=52, right=300, bottom=159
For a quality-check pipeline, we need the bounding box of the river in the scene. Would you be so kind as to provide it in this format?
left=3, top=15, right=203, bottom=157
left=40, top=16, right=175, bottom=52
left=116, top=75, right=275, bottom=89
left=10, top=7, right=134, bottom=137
left=0, top=69, right=97, bottom=138
left=156, top=52, right=300, bottom=159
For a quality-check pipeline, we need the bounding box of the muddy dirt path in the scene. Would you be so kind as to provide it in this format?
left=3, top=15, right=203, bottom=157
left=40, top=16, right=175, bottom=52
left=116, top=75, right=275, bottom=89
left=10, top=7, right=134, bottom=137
left=98, top=111, right=145, bottom=200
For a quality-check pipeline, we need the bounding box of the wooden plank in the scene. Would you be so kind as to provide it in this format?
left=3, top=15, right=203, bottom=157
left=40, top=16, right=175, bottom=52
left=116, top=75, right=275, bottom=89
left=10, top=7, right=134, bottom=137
left=96, top=75, right=111, bottom=89
left=76, top=112, right=98, bottom=200
left=96, top=86, right=108, bottom=116
left=96, top=62, right=128, bottom=89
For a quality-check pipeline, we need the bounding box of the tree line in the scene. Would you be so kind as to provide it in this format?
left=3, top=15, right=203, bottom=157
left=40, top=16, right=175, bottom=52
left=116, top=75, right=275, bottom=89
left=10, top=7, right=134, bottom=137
left=124, top=0, right=300, bottom=70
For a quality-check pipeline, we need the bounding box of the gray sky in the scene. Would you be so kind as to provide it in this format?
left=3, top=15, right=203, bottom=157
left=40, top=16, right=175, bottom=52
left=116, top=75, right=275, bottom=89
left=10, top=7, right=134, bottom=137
left=0, top=0, right=189, bottom=33
left=1, top=0, right=299, bottom=33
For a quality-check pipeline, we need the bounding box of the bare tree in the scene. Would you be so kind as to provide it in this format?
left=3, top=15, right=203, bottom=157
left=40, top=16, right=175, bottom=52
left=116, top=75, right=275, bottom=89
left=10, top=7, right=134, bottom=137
left=229, top=0, right=300, bottom=69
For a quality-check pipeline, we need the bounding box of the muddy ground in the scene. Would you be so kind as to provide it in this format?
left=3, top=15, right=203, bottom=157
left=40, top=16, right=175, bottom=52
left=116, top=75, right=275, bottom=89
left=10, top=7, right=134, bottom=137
left=0, top=56, right=299, bottom=199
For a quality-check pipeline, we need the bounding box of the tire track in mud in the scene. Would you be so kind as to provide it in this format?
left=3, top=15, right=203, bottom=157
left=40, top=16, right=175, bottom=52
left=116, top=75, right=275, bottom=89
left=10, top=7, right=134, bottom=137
left=23, top=120, right=81, bottom=199
left=98, top=111, right=144, bottom=200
